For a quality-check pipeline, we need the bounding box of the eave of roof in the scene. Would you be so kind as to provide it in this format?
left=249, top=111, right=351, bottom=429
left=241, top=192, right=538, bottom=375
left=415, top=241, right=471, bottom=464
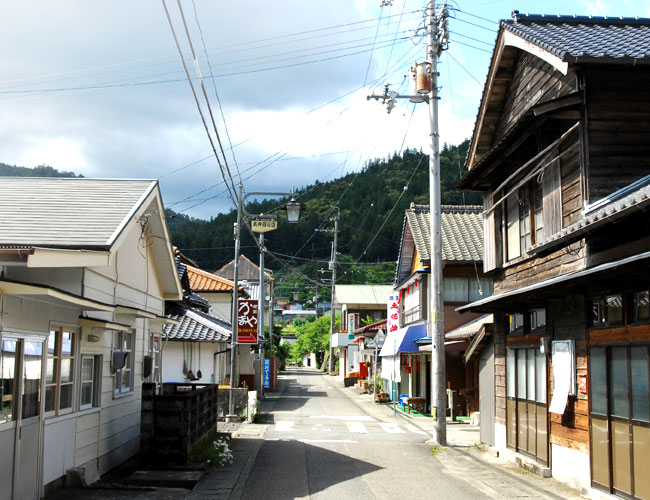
left=463, top=13, right=650, bottom=180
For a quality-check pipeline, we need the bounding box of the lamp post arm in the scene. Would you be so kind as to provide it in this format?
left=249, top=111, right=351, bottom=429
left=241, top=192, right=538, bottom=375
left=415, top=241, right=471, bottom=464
left=241, top=192, right=294, bottom=218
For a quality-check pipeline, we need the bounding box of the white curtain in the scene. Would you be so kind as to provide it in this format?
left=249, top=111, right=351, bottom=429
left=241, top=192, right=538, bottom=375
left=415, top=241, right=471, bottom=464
left=381, top=355, right=401, bottom=383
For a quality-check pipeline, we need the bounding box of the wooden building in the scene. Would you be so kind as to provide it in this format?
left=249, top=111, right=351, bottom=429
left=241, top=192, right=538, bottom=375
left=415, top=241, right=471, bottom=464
left=458, top=12, right=650, bottom=498
left=386, top=204, right=492, bottom=414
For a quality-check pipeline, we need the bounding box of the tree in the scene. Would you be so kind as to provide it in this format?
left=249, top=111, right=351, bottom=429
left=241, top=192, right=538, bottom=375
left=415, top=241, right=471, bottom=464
left=290, top=314, right=339, bottom=368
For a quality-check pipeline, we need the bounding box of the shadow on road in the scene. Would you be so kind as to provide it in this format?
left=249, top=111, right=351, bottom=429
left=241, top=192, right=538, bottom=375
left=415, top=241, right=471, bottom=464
left=241, top=439, right=383, bottom=500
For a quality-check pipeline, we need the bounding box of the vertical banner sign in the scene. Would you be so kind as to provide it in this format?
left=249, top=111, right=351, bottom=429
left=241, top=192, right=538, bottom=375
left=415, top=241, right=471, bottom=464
left=387, top=295, right=400, bottom=333
left=263, top=358, right=271, bottom=389
left=237, top=299, right=259, bottom=344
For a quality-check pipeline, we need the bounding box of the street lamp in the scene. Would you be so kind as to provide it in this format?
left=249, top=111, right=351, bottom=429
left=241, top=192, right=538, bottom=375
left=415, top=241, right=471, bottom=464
left=228, top=184, right=305, bottom=418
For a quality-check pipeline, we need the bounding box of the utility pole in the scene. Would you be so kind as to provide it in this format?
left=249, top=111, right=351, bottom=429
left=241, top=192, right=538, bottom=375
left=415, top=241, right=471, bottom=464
left=427, top=2, right=449, bottom=447
left=367, top=2, right=448, bottom=444
left=327, top=208, right=339, bottom=374
left=258, top=232, right=265, bottom=399
left=228, top=183, right=243, bottom=418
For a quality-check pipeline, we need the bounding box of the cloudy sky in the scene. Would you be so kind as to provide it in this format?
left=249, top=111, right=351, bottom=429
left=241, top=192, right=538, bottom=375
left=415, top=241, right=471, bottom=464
left=1, top=0, right=649, bottom=219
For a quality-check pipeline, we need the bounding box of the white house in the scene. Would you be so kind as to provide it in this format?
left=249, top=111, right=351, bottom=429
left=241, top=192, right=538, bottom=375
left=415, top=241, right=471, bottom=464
left=162, top=259, right=238, bottom=386
left=0, top=178, right=182, bottom=498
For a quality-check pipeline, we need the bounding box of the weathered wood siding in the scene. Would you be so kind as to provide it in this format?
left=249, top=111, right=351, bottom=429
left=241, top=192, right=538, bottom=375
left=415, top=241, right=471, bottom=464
left=559, top=130, right=582, bottom=228
left=493, top=240, right=586, bottom=295
left=494, top=53, right=577, bottom=143
left=548, top=298, right=589, bottom=453
left=585, top=66, right=650, bottom=203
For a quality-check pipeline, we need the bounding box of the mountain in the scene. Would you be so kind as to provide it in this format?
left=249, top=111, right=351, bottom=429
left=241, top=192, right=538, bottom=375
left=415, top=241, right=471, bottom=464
left=0, top=162, right=82, bottom=178
left=167, top=140, right=480, bottom=272
left=0, top=143, right=480, bottom=277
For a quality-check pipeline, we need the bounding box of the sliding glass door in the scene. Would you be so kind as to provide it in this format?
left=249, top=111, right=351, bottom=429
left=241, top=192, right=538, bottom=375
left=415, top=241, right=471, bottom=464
left=506, top=347, right=548, bottom=463
left=590, top=345, right=650, bottom=499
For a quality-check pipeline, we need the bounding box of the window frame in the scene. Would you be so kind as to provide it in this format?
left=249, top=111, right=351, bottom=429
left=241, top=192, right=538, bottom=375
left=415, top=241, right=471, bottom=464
left=79, top=354, right=102, bottom=410
left=505, top=181, right=544, bottom=262
left=148, top=333, right=162, bottom=385
left=589, top=294, right=624, bottom=328
left=113, top=330, right=134, bottom=397
left=45, top=327, right=77, bottom=418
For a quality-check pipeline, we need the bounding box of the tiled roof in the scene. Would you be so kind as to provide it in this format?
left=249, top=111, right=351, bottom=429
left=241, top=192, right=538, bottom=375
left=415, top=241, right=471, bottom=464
left=406, top=205, right=483, bottom=263
left=0, top=178, right=157, bottom=248
left=353, top=318, right=387, bottom=334
left=215, top=255, right=274, bottom=282
left=186, top=265, right=234, bottom=292
left=505, top=13, right=650, bottom=64
left=163, top=307, right=231, bottom=342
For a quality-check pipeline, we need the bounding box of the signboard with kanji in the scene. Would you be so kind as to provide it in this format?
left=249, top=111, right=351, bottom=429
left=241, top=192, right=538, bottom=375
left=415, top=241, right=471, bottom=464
left=237, top=299, right=259, bottom=344
left=387, top=294, right=400, bottom=333
left=251, top=219, right=278, bottom=233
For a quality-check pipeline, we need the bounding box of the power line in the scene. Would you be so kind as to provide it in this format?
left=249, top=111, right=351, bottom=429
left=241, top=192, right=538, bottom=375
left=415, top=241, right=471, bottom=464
left=447, top=51, right=484, bottom=85
left=363, top=3, right=386, bottom=87
left=175, top=0, right=238, bottom=203
left=0, top=10, right=422, bottom=92
left=191, top=0, right=241, bottom=184
left=162, top=0, right=237, bottom=207
left=355, top=152, right=425, bottom=263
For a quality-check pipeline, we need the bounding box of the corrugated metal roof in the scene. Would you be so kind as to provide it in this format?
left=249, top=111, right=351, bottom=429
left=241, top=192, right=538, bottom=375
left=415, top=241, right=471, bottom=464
left=505, top=13, right=650, bottom=64
left=445, top=314, right=493, bottom=340
left=334, top=284, right=394, bottom=306
left=186, top=265, right=234, bottom=292
left=406, top=205, right=483, bottom=263
left=0, top=177, right=156, bottom=248
left=163, top=307, right=231, bottom=342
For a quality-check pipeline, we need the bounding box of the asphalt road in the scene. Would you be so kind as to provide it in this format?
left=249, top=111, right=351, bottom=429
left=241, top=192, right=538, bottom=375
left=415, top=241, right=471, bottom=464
left=240, top=368, right=493, bottom=500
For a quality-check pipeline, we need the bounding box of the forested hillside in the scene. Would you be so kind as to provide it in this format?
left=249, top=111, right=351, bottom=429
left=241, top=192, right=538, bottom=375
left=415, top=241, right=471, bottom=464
left=0, top=162, right=82, bottom=178
left=168, top=140, right=479, bottom=272
left=0, top=141, right=479, bottom=282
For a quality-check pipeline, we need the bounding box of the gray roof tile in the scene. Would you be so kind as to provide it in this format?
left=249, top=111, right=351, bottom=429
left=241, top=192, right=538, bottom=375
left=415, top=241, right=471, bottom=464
left=164, top=307, right=231, bottom=342
left=406, top=205, right=484, bottom=263
left=0, top=177, right=156, bottom=248
left=504, top=13, right=650, bottom=63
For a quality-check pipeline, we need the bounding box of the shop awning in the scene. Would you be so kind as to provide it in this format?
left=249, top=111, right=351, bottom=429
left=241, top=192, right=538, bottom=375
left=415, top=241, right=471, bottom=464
left=379, top=324, right=427, bottom=357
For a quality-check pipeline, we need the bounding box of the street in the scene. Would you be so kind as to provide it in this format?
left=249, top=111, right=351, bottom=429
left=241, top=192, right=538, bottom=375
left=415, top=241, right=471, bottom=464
left=241, top=368, right=492, bottom=500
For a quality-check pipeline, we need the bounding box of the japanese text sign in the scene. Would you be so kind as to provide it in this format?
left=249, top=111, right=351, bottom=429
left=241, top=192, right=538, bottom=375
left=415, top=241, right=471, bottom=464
left=237, top=299, right=259, bottom=344
left=387, top=294, right=400, bottom=333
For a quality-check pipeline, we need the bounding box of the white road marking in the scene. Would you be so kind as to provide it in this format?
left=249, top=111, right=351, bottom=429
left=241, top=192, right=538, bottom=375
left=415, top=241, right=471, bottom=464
left=310, top=415, right=375, bottom=422
left=379, top=422, right=406, bottom=434
left=275, top=421, right=295, bottom=432
left=404, top=423, right=427, bottom=435
left=346, top=421, right=368, bottom=434
left=300, top=439, right=358, bottom=444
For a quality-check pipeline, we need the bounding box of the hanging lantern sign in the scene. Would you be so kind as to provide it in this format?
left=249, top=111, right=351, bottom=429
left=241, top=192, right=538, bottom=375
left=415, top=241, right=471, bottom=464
left=237, top=299, right=259, bottom=344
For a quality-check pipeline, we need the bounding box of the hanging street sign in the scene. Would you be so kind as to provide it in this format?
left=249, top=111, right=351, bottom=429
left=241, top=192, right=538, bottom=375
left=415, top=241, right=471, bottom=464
left=251, top=219, right=278, bottom=233
left=237, top=299, right=259, bottom=344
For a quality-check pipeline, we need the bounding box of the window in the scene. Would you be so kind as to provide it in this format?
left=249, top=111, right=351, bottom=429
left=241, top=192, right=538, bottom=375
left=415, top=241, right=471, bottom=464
left=632, top=290, right=650, bottom=323
left=508, top=313, right=524, bottom=336
left=508, top=308, right=546, bottom=336
left=529, top=308, right=546, bottom=334
left=45, top=328, right=76, bottom=416
left=443, top=277, right=493, bottom=302
left=79, top=355, right=101, bottom=410
left=113, top=331, right=133, bottom=396
left=1, top=340, right=17, bottom=424
left=591, top=295, right=623, bottom=327
left=506, top=183, right=544, bottom=261
left=149, top=334, right=162, bottom=384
